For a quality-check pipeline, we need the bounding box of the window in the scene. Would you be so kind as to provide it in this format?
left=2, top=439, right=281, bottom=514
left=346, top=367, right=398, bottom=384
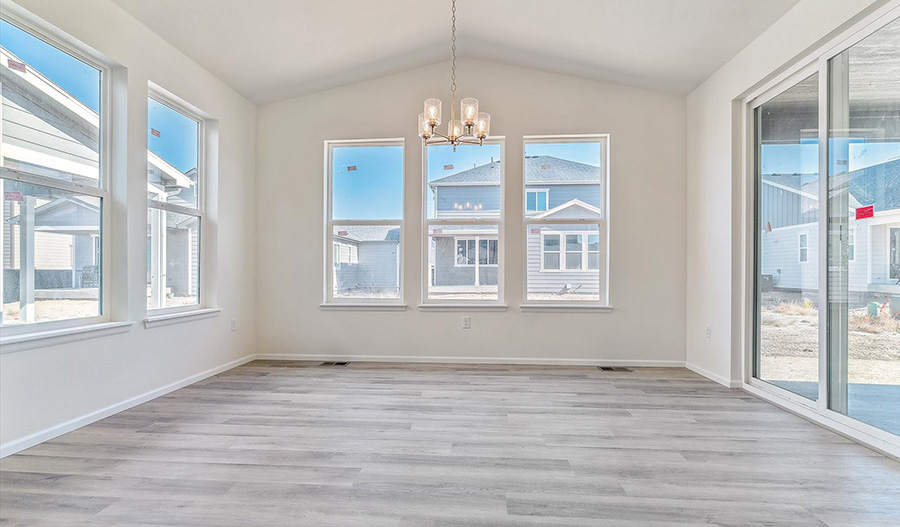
left=540, top=230, right=600, bottom=271
left=526, top=189, right=548, bottom=212
left=147, top=92, right=203, bottom=311
left=798, top=233, right=809, bottom=263
left=1, top=16, right=107, bottom=329
left=524, top=136, right=608, bottom=303
left=425, top=140, right=503, bottom=303
left=454, top=237, right=498, bottom=267
left=848, top=227, right=855, bottom=261
left=326, top=140, right=403, bottom=303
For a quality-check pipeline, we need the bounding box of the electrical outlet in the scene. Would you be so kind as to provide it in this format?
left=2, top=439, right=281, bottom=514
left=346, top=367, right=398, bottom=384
left=705, top=324, right=711, bottom=339
left=462, top=316, right=471, bottom=329
left=231, top=318, right=237, bottom=332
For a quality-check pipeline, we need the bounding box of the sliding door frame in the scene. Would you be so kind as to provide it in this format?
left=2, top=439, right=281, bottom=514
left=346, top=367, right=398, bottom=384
left=740, top=2, right=900, bottom=458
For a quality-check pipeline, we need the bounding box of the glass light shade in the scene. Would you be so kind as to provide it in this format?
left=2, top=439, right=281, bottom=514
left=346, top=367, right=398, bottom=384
left=424, top=98, right=442, bottom=126
left=461, top=98, right=479, bottom=125
left=418, top=113, right=431, bottom=139
left=475, top=112, right=491, bottom=138
left=448, top=119, right=463, bottom=140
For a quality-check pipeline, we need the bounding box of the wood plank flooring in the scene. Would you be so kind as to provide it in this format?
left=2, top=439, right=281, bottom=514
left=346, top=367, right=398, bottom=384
left=1, top=360, right=898, bottom=526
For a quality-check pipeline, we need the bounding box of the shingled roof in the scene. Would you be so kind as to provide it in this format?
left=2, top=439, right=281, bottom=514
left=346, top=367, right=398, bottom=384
left=428, top=156, right=601, bottom=186
left=334, top=226, right=400, bottom=243
left=762, top=157, right=900, bottom=211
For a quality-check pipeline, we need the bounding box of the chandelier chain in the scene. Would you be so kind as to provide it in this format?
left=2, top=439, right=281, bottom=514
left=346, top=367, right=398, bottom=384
left=450, top=0, right=457, bottom=111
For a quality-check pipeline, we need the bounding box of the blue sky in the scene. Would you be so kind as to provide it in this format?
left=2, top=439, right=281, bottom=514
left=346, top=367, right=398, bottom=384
left=2, top=19, right=197, bottom=173
left=333, top=145, right=404, bottom=220
left=1, top=19, right=100, bottom=112
left=762, top=140, right=900, bottom=175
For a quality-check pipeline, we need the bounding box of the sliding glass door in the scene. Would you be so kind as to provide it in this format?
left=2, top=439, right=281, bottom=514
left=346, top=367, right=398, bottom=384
left=754, top=73, right=820, bottom=402
left=753, top=12, right=899, bottom=440
left=826, top=17, right=900, bottom=436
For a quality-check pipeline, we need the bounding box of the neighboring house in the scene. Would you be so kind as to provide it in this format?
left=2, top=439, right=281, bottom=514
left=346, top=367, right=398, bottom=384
left=760, top=157, right=900, bottom=296
left=1, top=44, right=197, bottom=305
left=332, top=226, right=400, bottom=296
left=429, top=155, right=602, bottom=295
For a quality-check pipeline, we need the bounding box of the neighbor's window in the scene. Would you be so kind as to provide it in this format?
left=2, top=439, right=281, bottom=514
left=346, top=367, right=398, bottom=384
left=799, top=233, right=808, bottom=263
left=147, top=93, right=203, bottom=311
left=326, top=140, right=403, bottom=303
left=1, top=17, right=107, bottom=328
left=425, top=140, right=503, bottom=303
left=524, top=136, right=608, bottom=303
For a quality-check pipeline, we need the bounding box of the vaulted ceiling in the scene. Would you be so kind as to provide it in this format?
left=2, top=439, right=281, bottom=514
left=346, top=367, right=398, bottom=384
left=111, top=0, right=801, bottom=104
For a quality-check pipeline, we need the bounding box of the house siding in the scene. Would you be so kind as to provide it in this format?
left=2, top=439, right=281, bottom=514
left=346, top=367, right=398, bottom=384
left=526, top=226, right=600, bottom=295
left=528, top=184, right=601, bottom=212
left=356, top=242, right=399, bottom=290
left=432, top=236, right=498, bottom=287
left=434, top=186, right=501, bottom=218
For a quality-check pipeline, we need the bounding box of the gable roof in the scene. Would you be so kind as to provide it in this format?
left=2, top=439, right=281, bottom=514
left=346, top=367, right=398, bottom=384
left=428, top=156, right=601, bottom=187
left=531, top=199, right=602, bottom=220
left=334, top=226, right=400, bottom=243
left=762, top=157, right=900, bottom=212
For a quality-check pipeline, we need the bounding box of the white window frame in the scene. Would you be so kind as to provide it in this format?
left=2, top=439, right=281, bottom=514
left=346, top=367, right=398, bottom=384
left=526, top=188, right=549, bottom=213
left=323, top=138, right=405, bottom=307
left=740, top=4, right=900, bottom=457
left=453, top=236, right=498, bottom=268
left=523, top=135, right=610, bottom=308
left=421, top=138, right=505, bottom=308
left=0, top=10, right=113, bottom=337
left=848, top=226, right=855, bottom=262
left=798, top=232, right=809, bottom=263
left=539, top=230, right=600, bottom=272
left=146, top=87, right=206, bottom=316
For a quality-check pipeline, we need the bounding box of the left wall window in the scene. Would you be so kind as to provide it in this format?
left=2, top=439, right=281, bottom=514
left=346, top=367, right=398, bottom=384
left=147, top=93, right=202, bottom=311
left=1, top=17, right=106, bottom=327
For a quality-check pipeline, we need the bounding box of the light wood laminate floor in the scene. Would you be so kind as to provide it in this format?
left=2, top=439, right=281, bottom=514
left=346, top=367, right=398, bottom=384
left=1, top=361, right=899, bottom=526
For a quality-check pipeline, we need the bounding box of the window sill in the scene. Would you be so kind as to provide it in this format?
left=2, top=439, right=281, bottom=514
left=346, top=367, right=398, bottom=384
left=320, top=303, right=407, bottom=312
left=520, top=303, right=613, bottom=313
left=144, top=308, right=221, bottom=329
left=0, top=321, right=135, bottom=354
left=418, top=303, right=508, bottom=312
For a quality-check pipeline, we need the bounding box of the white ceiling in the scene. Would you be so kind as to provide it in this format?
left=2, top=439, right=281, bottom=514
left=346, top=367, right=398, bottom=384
left=111, top=0, right=801, bottom=104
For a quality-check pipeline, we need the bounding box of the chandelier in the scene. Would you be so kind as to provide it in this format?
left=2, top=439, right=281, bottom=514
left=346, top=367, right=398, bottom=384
left=418, top=0, right=491, bottom=151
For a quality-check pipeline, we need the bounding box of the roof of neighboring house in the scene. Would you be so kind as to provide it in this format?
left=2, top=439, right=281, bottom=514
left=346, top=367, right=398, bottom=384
left=762, top=157, right=900, bottom=211
left=428, top=156, right=601, bottom=187
left=335, top=226, right=400, bottom=243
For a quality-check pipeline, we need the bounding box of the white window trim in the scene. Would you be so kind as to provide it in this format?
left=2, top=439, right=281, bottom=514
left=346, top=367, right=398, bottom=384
left=421, top=137, right=505, bottom=308
left=848, top=226, right=855, bottom=262
left=526, top=188, right=550, bottom=213
left=889, top=226, right=900, bottom=280
left=324, top=138, right=405, bottom=307
left=146, top=86, right=207, bottom=317
left=739, top=3, right=900, bottom=458
left=522, top=135, right=610, bottom=307
left=0, top=9, right=114, bottom=338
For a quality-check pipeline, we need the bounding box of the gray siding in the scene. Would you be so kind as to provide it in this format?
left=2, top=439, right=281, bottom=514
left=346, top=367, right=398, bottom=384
left=526, top=226, right=599, bottom=294
left=435, top=186, right=500, bottom=218
left=760, top=182, right=818, bottom=229
left=357, top=242, right=399, bottom=289
left=432, top=236, right=498, bottom=287
left=527, top=184, right=601, bottom=211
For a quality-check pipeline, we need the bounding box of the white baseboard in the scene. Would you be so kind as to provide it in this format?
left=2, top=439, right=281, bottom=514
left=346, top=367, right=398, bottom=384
left=256, top=353, right=686, bottom=368
left=0, top=354, right=256, bottom=458
left=685, top=361, right=741, bottom=388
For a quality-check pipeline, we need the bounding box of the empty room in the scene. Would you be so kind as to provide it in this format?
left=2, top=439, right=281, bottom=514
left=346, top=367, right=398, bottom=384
left=1, top=0, right=899, bottom=524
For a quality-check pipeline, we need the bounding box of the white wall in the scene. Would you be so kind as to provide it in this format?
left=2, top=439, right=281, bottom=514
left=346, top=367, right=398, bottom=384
left=0, top=0, right=257, bottom=452
left=256, top=58, right=687, bottom=364
left=685, top=0, right=882, bottom=386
